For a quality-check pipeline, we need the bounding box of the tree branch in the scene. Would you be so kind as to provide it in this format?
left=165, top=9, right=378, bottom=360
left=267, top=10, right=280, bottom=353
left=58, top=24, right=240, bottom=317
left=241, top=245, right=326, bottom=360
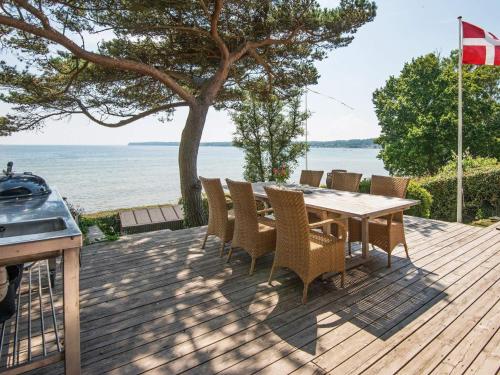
left=248, top=48, right=273, bottom=89
left=0, top=3, right=197, bottom=106
left=210, top=0, right=229, bottom=60
left=230, top=27, right=302, bottom=62
left=74, top=99, right=188, bottom=128
left=62, top=60, right=88, bottom=94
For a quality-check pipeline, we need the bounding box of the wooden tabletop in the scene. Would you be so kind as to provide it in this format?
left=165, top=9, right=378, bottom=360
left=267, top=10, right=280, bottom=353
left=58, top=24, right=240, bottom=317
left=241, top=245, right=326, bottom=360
left=251, top=182, right=419, bottom=218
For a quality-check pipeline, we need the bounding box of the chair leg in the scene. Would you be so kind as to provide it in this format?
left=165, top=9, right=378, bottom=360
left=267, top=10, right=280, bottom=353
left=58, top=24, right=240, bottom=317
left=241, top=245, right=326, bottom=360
left=302, top=282, right=310, bottom=304
left=387, top=252, right=391, bottom=268
left=348, top=242, right=352, bottom=256
left=201, top=232, right=209, bottom=249
left=268, top=262, right=277, bottom=285
left=403, top=242, right=410, bottom=258
left=219, top=241, right=226, bottom=257
left=226, top=246, right=234, bottom=263
left=249, top=257, right=256, bottom=276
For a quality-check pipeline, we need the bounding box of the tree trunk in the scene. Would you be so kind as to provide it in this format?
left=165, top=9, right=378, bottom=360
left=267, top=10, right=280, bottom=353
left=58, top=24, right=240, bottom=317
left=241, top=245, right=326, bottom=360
left=179, top=103, right=209, bottom=227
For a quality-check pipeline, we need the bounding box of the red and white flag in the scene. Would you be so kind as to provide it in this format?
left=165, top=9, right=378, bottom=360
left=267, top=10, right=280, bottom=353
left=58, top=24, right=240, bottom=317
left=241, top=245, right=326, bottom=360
left=462, top=21, right=500, bottom=65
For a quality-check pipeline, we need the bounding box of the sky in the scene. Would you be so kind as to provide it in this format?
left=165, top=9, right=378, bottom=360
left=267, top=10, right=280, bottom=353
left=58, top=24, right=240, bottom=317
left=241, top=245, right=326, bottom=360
left=1, top=0, right=499, bottom=145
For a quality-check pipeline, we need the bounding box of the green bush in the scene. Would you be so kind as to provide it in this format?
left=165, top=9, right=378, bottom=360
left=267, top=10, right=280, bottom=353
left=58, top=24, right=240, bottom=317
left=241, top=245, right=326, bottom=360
left=437, top=154, right=498, bottom=175
left=79, top=215, right=120, bottom=244
left=357, top=178, right=432, bottom=218
left=406, top=182, right=433, bottom=218
left=418, top=164, right=500, bottom=222
left=359, top=178, right=371, bottom=194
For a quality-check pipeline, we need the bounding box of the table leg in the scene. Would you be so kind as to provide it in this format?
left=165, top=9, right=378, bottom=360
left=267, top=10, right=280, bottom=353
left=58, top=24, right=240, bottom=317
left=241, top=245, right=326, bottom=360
left=361, top=218, right=369, bottom=259
left=321, top=211, right=331, bottom=235
left=63, top=247, right=80, bottom=374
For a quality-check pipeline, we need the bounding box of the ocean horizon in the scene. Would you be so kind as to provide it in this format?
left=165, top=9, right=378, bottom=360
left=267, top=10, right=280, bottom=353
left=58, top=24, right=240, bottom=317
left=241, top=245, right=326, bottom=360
left=0, top=145, right=387, bottom=213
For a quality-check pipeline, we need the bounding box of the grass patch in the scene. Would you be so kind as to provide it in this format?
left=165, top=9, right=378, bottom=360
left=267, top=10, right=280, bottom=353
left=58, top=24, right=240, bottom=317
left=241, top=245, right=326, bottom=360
left=470, top=218, right=499, bottom=228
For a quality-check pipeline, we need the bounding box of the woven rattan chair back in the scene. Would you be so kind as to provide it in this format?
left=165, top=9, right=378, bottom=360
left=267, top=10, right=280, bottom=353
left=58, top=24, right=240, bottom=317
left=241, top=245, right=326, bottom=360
left=226, top=179, right=259, bottom=239
left=331, top=171, right=362, bottom=192
left=370, top=175, right=410, bottom=222
left=199, top=176, right=229, bottom=239
left=264, top=187, right=310, bottom=276
left=325, top=169, right=347, bottom=188
left=299, top=170, right=324, bottom=187
left=370, top=175, right=410, bottom=198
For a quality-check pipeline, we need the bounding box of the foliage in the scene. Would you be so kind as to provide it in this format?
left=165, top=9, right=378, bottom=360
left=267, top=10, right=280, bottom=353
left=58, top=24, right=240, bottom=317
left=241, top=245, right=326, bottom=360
left=406, top=182, right=433, bottom=218
left=359, top=178, right=371, bottom=194
left=232, top=91, right=308, bottom=182
left=437, top=153, right=498, bottom=175
left=373, top=51, right=500, bottom=177
left=179, top=195, right=208, bottom=228
left=0, top=1, right=376, bottom=133
left=63, top=197, right=119, bottom=243
left=79, top=215, right=120, bottom=244
left=0, top=0, right=376, bottom=226
left=64, top=198, right=84, bottom=222
left=417, top=161, right=500, bottom=223
left=308, top=139, right=379, bottom=148
left=272, top=164, right=289, bottom=183
left=358, top=178, right=432, bottom=218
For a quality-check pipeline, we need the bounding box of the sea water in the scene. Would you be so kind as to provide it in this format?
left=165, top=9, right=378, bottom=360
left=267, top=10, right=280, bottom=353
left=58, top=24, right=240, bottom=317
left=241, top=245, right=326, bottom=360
left=0, top=145, right=386, bottom=212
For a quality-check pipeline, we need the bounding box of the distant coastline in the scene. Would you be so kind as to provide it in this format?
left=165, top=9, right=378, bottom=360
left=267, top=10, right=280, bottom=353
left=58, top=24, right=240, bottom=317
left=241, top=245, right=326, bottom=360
left=129, top=138, right=379, bottom=149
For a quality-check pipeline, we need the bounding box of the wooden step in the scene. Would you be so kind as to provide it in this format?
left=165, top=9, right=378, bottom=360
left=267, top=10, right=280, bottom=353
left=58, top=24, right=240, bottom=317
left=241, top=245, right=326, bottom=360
left=118, top=205, right=184, bottom=234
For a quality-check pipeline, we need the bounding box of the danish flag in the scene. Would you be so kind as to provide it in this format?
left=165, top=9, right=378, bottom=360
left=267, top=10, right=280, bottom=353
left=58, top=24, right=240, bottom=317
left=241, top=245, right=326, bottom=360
left=462, top=21, right=500, bottom=65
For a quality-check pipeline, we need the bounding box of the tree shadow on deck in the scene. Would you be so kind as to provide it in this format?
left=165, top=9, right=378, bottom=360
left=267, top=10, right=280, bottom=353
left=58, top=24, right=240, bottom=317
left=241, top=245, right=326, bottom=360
left=19, top=221, right=455, bottom=375
left=404, top=216, right=451, bottom=237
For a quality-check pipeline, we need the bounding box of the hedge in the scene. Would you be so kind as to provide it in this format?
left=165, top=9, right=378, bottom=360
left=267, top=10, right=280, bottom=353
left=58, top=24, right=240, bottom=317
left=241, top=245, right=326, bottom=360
left=417, top=165, right=500, bottom=222
left=358, top=178, right=432, bottom=218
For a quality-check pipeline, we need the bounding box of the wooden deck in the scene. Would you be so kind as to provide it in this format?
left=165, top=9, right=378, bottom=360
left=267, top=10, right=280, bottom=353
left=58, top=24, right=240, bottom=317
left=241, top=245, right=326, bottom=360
left=119, top=205, right=184, bottom=234
left=11, top=217, right=500, bottom=374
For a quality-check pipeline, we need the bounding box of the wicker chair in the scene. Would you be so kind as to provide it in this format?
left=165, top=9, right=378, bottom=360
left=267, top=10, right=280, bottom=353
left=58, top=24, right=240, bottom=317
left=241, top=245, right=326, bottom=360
left=348, top=175, right=411, bottom=266
left=199, top=176, right=234, bottom=257
left=265, top=186, right=345, bottom=303
left=330, top=171, right=362, bottom=192
left=300, top=170, right=324, bottom=187
left=226, top=179, right=276, bottom=275
left=325, top=169, right=347, bottom=189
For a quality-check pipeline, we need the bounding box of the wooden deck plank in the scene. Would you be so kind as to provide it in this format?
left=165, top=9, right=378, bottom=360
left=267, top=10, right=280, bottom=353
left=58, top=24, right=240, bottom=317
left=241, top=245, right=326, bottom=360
left=463, top=326, right=500, bottom=375
left=427, top=299, right=500, bottom=374
left=4, top=220, right=476, bottom=362
left=118, top=211, right=136, bottom=227
left=132, top=208, right=151, bottom=225
left=203, top=230, right=499, bottom=375
left=74, top=222, right=458, bottom=306
left=148, top=207, right=166, bottom=223
left=160, top=206, right=179, bottom=222
left=33, top=222, right=482, bottom=374
left=72, top=226, right=482, bottom=374
left=325, top=246, right=500, bottom=374
left=94, top=226, right=488, bottom=374
left=359, top=268, right=500, bottom=374
left=119, top=205, right=184, bottom=233
left=6, top=218, right=498, bottom=375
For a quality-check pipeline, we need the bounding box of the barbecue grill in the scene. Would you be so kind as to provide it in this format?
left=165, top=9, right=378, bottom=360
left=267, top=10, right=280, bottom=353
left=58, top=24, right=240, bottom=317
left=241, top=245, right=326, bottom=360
left=0, top=162, right=65, bottom=368
left=0, top=161, right=51, bottom=200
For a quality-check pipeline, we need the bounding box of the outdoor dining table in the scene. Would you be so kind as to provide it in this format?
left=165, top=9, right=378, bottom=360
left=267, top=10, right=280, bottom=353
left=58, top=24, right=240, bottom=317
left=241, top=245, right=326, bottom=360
left=250, top=182, right=420, bottom=262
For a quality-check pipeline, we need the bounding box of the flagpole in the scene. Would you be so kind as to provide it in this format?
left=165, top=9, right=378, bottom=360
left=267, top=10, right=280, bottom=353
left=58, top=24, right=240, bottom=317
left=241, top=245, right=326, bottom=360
left=305, top=87, right=309, bottom=170
left=457, top=16, right=463, bottom=223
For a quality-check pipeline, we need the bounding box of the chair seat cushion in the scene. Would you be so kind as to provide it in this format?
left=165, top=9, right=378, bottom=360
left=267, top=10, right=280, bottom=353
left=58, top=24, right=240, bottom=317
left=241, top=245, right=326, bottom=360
left=309, top=231, right=336, bottom=251
left=258, top=216, right=276, bottom=228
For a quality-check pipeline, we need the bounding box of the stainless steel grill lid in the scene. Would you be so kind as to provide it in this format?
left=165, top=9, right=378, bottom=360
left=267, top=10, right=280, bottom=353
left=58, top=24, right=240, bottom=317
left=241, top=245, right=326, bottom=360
left=0, top=162, right=51, bottom=200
